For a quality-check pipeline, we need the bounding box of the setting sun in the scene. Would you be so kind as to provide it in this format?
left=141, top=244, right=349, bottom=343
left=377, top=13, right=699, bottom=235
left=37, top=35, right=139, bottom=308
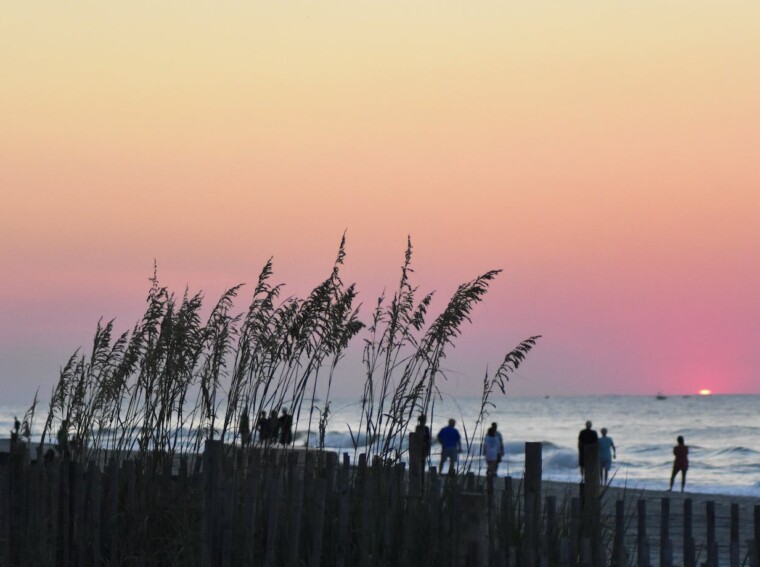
left=699, top=389, right=712, bottom=396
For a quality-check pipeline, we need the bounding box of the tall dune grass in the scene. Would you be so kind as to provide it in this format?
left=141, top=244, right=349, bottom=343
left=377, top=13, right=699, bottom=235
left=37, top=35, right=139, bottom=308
left=31, top=237, right=538, bottom=471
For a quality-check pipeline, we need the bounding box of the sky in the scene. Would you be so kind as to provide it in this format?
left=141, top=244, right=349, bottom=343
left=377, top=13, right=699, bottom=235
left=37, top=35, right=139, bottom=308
left=2, top=2, right=759, bottom=404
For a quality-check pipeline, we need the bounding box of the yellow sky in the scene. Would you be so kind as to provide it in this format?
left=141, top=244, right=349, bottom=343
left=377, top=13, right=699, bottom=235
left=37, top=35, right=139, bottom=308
left=2, top=2, right=759, bottom=398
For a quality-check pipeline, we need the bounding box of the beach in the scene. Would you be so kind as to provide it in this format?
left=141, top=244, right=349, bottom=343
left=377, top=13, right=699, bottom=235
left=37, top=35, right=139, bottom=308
left=539, top=479, right=759, bottom=565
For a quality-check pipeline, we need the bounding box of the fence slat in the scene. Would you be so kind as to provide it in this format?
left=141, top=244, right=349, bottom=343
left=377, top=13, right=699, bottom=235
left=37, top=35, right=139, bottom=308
left=637, top=499, right=649, bottom=567
left=613, top=499, right=626, bottom=567
left=684, top=498, right=696, bottom=567
left=660, top=497, right=672, bottom=567
left=86, top=461, right=102, bottom=567
left=523, top=442, right=542, bottom=565
left=706, top=501, right=717, bottom=567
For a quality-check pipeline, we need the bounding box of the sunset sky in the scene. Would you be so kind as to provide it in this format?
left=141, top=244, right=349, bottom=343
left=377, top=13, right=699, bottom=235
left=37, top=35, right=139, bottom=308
left=2, top=2, right=759, bottom=403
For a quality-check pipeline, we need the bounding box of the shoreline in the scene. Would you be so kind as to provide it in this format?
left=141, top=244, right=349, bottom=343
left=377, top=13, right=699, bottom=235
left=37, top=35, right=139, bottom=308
left=2, top=435, right=759, bottom=497
left=540, top=477, right=760, bottom=506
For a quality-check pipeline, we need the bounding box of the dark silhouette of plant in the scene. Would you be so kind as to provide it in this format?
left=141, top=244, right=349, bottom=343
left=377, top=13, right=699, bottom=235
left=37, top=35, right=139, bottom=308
left=32, top=236, right=538, bottom=476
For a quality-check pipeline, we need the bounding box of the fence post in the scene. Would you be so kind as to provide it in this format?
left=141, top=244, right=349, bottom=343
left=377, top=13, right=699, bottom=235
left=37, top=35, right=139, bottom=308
left=0, top=463, right=7, bottom=566
left=309, top=452, right=334, bottom=567
left=706, top=501, right=717, bottom=567
left=523, top=442, right=542, bottom=566
left=499, top=476, right=512, bottom=567
left=44, top=458, right=60, bottom=566
left=8, top=448, right=25, bottom=565
left=263, top=457, right=283, bottom=567
left=729, top=503, right=739, bottom=567
left=660, top=497, right=672, bottom=567
left=486, top=471, right=497, bottom=567
left=123, top=459, right=138, bottom=563
left=458, top=491, right=486, bottom=567
left=501, top=475, right=513, bottom=565
left=201, top=439, right=223, bottom=567
left=408, top=431, right=421, bottom=494
left=613, top=499, right=626, bottom=567
left=106, top=459, right=119, bottom=566
left=423, top=467, right=441, bottom=567
left=220, top=475, right=234, bottom=567
left=357, top=454, right=372, bottom=567
left=389, top=462, right=405, bottom=562
left=71, top=460, right=86, bottom=565
left=582, top=443, right=600, bottom=565
left=545, top=495, right=557, bottom=566
left=637, top=499, right=649, bottom=567
left=570, top=497, right=581, bottom=565
left=86, top=461, right=102, bottom=565
left=242, top=454, right=259, bottom=566
left=684, top=498, right=696, bottom=567
left=334, top=454, right=350, bottom=567
left=286, top=452, right=304, bottom=567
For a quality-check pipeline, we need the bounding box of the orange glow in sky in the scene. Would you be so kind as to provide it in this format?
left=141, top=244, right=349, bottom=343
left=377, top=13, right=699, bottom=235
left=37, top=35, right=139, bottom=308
left=699, top=389, right=713, bottom=396
left=1, top=2, right=760, bottom=401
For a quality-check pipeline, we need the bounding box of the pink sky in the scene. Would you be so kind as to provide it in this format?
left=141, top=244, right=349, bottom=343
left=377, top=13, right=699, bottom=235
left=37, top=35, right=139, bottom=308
left=2, top=3, right=759, bottom=403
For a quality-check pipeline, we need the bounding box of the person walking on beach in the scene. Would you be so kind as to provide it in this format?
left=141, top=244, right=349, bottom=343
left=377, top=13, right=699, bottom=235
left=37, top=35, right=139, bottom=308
left=578, top=420, right=599, bottom=481
left=414, top=415, right=432, bottom=480
left=598, top=427, right=616, bottom=484
left=256, top=411, right=269, bottom=443
left=56, top=419, right=71, bottom=459
left=437, top=418, right=461, bottom=475
left=483, top=423, right=505, bottom=477
left=267, top=410, right=281, bottom=444
left=669, top=435, right=689, bottom=492
left=238, top=405, right=251, bottom=446
left=278, top=407, right=293, bottom=445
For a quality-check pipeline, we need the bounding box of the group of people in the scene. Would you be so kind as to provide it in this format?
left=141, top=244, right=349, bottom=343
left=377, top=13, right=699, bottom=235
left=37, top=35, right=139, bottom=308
left=413, top=416, right=505, bottom=477
left=252, top=408, right=293, bottom=445
left=577, top=421, right=617, bottom=483
left=578, top=421, right=689, bottom=491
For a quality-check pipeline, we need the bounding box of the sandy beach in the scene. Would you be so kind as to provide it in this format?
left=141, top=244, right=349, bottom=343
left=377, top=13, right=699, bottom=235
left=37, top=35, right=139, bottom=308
left=539, top=479, right=759, bottom=565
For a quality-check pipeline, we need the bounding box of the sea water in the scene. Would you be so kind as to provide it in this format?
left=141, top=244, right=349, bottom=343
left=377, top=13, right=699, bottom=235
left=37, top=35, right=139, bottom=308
left=316, top=394, right=760, bottom=497
left=2, top=394, right=758, bottom=496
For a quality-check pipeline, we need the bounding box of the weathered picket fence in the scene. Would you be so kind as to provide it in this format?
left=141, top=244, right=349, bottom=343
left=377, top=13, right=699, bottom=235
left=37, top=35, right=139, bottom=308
left=1, top=440, right=758, bottom=566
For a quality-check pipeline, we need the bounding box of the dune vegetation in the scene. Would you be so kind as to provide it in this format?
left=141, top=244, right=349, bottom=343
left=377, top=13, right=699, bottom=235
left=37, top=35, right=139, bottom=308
left=25, top=237, right=539, bottom=472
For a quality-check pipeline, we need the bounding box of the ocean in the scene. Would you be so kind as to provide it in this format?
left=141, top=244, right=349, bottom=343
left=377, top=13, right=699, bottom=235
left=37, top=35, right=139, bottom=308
left=3, top=394, right=759, bottom=497
left=317, top=394, right=760, bottom=497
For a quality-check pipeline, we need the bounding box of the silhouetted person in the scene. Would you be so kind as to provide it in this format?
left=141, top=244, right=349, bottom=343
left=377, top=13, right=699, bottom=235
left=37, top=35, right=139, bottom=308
left=9, top=416, right=22, bottom=454
left=598, top=427, right=616, bottom=484
left=239, top=406, right=251, bottom=445
left=57, top=419, right=71, bottom=459
left=278, top=407, right=293, bottom=445
left=437, top=418, right=461, bottom=475
left=44, top=448, right=56, bottom=465
left=417, top=415, right=431, bottom=458
left=483, top=423, right=504, bottom=477
left=669, top=435, right=688, bottom=492
left=256, top=411, right=269, bottom=443
left=415, top=415, right=431, bottom=478
left=578, top=420, right=598, bottom=481
left=268, top=410, right=280, bottom=444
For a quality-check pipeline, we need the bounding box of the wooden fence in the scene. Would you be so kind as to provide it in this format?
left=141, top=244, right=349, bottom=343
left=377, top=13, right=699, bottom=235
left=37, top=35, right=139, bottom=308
left=1, top=440, right=758, bottom=566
